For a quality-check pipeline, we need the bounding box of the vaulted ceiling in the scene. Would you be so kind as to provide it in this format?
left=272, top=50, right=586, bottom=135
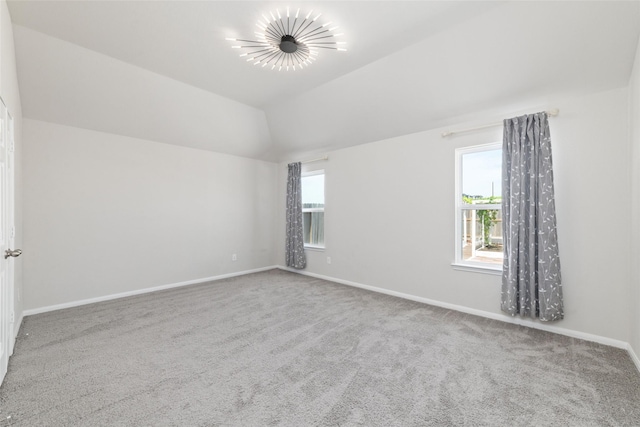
left=8, top=1, right=640, bottom=161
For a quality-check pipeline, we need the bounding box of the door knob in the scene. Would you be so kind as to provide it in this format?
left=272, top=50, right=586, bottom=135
left=4, top=249, right=21, bottom=259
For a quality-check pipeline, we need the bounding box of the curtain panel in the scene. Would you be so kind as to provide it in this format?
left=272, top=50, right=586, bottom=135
left=285, top=162, right=306, bottom=269
left=501, top=112, right=563, bottom=321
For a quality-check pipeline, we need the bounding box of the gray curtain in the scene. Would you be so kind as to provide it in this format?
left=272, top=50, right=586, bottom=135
left=501, top=112, right=563, bottom=321
left=286, top=162, right=306, bottom=269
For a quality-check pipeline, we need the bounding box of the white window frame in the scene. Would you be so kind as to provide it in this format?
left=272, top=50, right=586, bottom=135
left=453, top=142, right=502, bottom=275
left=302, top=169, right=325, bottom=250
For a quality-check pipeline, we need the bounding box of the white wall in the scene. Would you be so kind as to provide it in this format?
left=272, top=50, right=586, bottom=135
left=278, top=88, right=631, bottom=344
left=23, top=119, right=277, bottom=311
left=13, top=25, right=274, bottom=160
left=629, top=34, right=640, bottom=361
left=265, top=1, right=639, bottom=159
left=1, top=0, right=24, bottom=337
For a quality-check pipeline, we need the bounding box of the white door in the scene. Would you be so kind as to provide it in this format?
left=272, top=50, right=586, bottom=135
left=0, top=100, right=18, bottom=383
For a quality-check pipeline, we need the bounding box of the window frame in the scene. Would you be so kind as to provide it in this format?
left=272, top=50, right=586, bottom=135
left=453, top=142, right=503, bottom=274
left=301, top=169, right=325, bottom=250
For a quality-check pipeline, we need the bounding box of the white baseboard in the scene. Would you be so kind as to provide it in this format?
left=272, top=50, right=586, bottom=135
left=23, top=266, right=278, bottom=317
left=277, top=266, right=631, bottom=352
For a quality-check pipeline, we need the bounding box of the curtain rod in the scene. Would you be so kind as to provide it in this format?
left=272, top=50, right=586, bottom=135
left=300, top=156, right=328, bottom=164
left=441, top=109, right=559, bottom=138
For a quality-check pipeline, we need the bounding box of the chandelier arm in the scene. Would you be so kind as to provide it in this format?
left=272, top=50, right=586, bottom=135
left=292, top=19, right=314, bottom=39
left=290, top=50, right=306, bottom=62
left=252, top=49, right=280, bottom=61
left=264, top=26, right=282, bottom=41
left=264, top=34, right=280, bottom=44
left=235, top=38, right=270, bottom=45
left=302, top=34, right=338, bottom=43
left=290, top=17, right=300, bottom=36
left=238, top=46, right=271, bottom=51
left=261, top=50, right=282, bottom=64
left=291, top=19, right=306, bottom=37
left=243, top=47, right=273, bottom=55
left=297, top=27, right=328, bottom=42
left=273, top=20, right=287, bottom=38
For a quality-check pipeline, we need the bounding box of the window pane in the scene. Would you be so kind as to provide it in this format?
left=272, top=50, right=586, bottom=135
left=461, top=208, right=503, bottom=264
left=302, top=174, right=324, bottom=205
left=462, top=149, right=501, bottom=203
left=303, top=211, right=324, bottom=246
left=302, top=173, right=324, bottom=247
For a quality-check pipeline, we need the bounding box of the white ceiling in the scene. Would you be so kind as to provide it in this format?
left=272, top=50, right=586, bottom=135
left=7, top=1, right=640, bottom=161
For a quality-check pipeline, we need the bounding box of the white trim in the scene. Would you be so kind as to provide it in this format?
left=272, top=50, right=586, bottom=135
left=277, top=266, right=631, bottom=352
left=304, top=245, right=325, bottom=252
left=451, top=262, right=501, bottom=276
left=11, top=313, right=22, bottom=356
left=23, top=266, right=278, bottom=317
left=454, top=142, right=503, bottom=268
left=13, top=313, right=21, bottom=338
left=628, top=343, right=640, bottom=373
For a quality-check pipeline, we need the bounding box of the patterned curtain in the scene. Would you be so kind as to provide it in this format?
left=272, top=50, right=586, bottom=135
left=286, top=162, right=306, bottom=269
left=501, top=112, right=563, bottom=321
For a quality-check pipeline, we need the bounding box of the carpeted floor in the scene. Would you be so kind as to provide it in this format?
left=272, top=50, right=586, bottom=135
left=0, top=269, right=639, bottom=426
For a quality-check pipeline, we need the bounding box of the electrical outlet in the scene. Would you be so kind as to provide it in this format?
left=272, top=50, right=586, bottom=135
left=232, top=254, right=237, bottom=261
left=326, top=256, right=331, bottom=264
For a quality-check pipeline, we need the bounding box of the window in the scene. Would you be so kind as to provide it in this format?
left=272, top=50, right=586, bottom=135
left=454, top=143, right=503, bottom=271
left=301, top=170, right=324, bottom=248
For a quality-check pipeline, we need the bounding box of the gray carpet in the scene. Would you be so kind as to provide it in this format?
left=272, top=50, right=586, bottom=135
left=0, top=269, right=639, bottom=426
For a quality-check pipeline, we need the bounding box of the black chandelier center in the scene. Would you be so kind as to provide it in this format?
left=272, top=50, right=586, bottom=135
left=279, top=35, right=298, bottom=53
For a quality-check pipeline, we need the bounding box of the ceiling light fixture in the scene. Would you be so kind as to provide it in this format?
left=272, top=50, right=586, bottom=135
left=226, top=7, right=346, bottom=71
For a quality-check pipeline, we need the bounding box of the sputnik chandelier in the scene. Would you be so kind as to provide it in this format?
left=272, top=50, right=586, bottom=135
left=226, top=7, right=346, bottom=71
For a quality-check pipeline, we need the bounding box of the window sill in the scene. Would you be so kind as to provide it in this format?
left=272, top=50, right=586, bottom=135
left=304, top=245, right=325, bottom=252
left=451, top=262, right=502, bottom=276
